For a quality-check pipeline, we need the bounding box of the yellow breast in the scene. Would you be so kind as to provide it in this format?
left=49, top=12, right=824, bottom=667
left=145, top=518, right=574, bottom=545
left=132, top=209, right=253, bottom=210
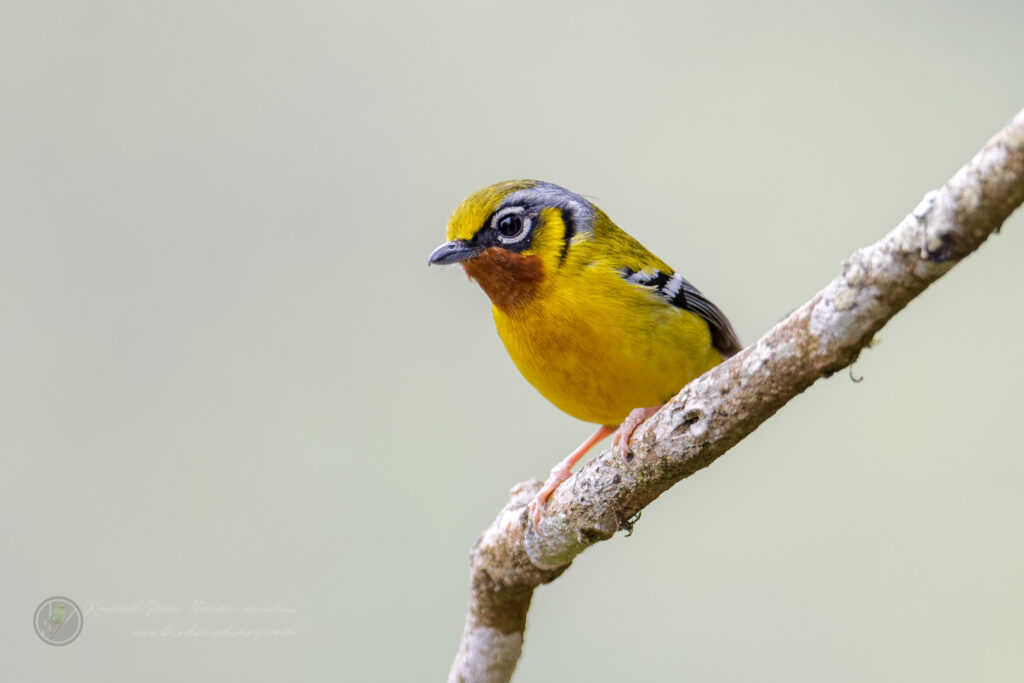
left=492, top=267, right=724, bottom=426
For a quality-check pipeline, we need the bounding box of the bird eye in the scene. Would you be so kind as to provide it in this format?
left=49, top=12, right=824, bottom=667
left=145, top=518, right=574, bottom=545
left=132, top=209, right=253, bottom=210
left=492, top=208, right=531, bottom=243
left=497, top=214, right=522, bottom=237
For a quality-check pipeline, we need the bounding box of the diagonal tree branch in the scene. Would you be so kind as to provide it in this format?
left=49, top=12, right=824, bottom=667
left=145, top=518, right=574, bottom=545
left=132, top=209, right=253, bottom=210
left=449, top=108, right=1024, bottom=683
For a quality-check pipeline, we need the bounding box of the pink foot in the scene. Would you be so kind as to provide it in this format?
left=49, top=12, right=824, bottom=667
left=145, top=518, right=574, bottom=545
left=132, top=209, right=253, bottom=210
left=528, top=425, right=614, bottom=529
left=529, top=463, right=572, bottom=528
left=612, top=405, right=662, bottom=459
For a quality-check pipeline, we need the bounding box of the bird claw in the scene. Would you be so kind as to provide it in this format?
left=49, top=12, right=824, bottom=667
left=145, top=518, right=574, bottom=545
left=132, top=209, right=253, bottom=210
left=528, top=496, right=545, bottom=530
left=613, top=405, right=661, bottom=461
left=612, top=429, right=631, bottom=461
left=528, top=463, right=569, bottom=531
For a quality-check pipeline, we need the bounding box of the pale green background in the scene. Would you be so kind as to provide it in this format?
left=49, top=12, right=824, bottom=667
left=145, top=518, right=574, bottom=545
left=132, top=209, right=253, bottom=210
left=2, top=1, right=1022, bottom=681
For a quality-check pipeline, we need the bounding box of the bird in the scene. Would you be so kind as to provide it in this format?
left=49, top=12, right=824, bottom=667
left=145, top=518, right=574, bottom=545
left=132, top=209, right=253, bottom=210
left=48, top=601, right=67, bottom=635
left=429, top=180, right=741, bottom=526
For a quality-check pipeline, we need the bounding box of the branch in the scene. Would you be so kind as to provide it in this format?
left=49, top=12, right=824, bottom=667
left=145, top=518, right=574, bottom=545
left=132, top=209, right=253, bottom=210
left=449, top=108, right=1024, bottom=683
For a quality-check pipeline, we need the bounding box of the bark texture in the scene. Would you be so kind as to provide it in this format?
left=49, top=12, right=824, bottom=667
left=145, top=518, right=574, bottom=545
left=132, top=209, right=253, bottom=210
left=449, top=108, right=1024, bottom=683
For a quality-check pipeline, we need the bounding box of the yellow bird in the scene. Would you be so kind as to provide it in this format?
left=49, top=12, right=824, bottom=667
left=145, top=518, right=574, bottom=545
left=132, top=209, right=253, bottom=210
left=429, top=180, right=740, bottom=525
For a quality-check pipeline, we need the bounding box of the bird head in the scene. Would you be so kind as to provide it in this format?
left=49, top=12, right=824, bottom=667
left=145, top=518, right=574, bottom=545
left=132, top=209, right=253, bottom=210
left=428, top=180, right=595, bottom=312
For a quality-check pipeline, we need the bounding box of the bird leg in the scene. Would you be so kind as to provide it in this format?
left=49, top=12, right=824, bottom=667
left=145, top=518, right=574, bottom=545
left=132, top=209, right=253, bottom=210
left=529, top=424, right=614, bottom=527
left=612, top=405, right=662, bottom=459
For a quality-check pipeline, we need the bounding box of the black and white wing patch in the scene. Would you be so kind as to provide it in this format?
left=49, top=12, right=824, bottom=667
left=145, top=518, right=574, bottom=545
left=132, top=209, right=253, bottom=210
left=621, top=268, right=742, bottom=357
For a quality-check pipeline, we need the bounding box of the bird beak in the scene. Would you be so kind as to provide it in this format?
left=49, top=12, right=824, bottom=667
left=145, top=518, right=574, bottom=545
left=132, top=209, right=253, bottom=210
left=428, top=239, right=482, bottom=265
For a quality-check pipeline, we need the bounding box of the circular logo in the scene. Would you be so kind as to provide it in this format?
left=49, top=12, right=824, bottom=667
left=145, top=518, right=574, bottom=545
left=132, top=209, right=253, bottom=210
left=34, top=597, right=83, bottom=645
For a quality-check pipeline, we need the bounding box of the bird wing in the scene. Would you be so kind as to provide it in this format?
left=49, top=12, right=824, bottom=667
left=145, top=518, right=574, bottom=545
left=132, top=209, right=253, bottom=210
left=619, top=267, right=742, bottom=358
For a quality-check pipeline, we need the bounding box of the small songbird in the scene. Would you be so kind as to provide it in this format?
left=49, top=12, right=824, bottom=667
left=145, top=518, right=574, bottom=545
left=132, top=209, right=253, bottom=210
left=48, top=602, right=67, bottom=635
left=429, top=181, right=740, bottom=525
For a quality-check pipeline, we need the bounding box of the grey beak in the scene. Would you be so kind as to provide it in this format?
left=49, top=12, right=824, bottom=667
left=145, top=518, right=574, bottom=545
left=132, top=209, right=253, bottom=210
left=428, top=240, right=482, bottom=265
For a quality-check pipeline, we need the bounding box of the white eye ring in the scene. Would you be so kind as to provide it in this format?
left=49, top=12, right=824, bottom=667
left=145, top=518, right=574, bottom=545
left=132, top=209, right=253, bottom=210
left=491, top=207, right=532, bottom=244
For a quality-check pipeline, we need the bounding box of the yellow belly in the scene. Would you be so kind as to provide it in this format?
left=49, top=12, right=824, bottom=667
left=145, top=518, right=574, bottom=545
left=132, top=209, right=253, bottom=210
left=493, top=285, right=723, bottom=426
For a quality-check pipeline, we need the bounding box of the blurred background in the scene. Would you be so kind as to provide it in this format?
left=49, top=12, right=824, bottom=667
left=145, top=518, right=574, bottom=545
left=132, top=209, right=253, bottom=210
left=2, top=1, right=1022, bottom=680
